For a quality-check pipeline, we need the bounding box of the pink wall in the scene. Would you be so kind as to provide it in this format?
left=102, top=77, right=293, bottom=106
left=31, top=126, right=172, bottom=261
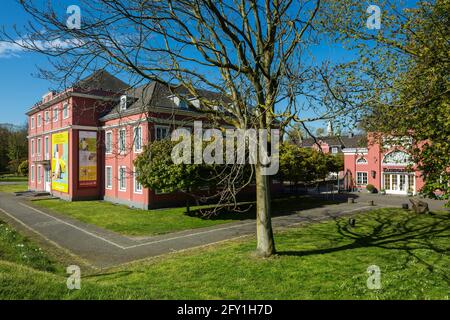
left=343, top=134, right=425, bottom=194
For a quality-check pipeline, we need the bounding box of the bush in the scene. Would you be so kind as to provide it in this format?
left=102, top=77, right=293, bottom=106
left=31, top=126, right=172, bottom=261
left=366, top=184, right=377, bottom=193
left=17, top=160, right=28, bottom=176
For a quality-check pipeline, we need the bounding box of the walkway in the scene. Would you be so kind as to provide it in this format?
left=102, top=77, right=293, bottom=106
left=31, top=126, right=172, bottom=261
left=0, top=192, right=447, bottom=268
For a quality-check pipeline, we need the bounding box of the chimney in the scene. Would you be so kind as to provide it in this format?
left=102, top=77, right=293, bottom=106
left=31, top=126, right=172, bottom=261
left=348, top=132, right=354, bottom=138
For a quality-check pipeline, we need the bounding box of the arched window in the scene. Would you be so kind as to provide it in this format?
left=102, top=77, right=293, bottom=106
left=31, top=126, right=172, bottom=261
left=382, top=150, right=412, bottom=165
left=356, top=157, right=368, bottom=164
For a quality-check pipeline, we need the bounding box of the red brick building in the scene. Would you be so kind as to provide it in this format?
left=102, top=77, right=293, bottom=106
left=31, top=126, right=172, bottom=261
left=27, top=71, right=221, bottom=208
left=342, top=133, right=425, bottom=195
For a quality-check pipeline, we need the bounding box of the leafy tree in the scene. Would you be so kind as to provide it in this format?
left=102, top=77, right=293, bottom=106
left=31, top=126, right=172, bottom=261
left=326, top=0, right=449, bottom=203
left=0, top=126, right=9, bottom=173
left=325, top=153, right=344, bottom=174
left=18, top=160, right=29, bottom=177
left=285, top=124, right=307, bottom=146
left=134, top=139, right=212, bottom=194
left=278, top=143, right=341, bottom=186
left=7, top=127, right=28, bottom=174
left=315, top=128, right=325, bottom=137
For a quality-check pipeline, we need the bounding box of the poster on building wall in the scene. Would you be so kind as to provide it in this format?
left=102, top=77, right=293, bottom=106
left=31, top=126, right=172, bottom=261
left=79, top=131, right=97, bottom=187
left=51, top=131, right=69, bottom=193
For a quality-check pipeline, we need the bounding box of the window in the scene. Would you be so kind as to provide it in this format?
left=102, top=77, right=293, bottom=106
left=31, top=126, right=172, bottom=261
left=45, top=111, right=50, bottom=123
left=31, top=165, right=35, bottom=182
left=37, top=138, right=41, bottom=155
left=179, top=100, right=188, bottom=109
left=331, top=147, right=339, bottom=154
left=134, top=168, right=142, bottom=194
left=31, top=139, right=35, bottom=156
left=120, top=95, right=127, bottom=111
left=356, top=172, right=368, bottom=185
left=118, top=129, right=126, bottom=153
left=155, top=126, right=169, bottom=141
left=37, top=114, right=42, bottom=127
left=119, top=166, right=126, bottom=191
left=105, top=131, right=112, bottom=154
left=53, top=107, right=59, bottom=122
left=356, top=157, right=368, bottom=164
left=134, top=126, right=142, bottom=152
left=31, top=117, right=35, bottom=128
left=63, top=103, right=69, bottom=119
left=37, top=166, right=42, bottom=183
left=105, top=166, right=112, bottom=189
left=44, top=136, right=49, bottom=157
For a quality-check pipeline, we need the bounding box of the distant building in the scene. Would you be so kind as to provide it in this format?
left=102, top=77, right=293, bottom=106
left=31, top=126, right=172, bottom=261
left=342, top=133, right=425, bottom=195
left=301, top=133, right=366, bottom=155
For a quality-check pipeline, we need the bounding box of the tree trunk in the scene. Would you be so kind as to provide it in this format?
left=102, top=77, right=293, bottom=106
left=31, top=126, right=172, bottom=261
left=255, top=163, right=276, bottom=257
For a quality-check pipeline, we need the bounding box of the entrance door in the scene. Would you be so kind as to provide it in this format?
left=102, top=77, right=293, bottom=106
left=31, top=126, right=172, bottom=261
left=44, top=168, right=51, bottom=192
left=383, top=173, right=415, bottom=195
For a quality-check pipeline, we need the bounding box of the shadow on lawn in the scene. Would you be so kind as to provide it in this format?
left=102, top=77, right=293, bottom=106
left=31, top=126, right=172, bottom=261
left=187, top=194, right=353, bottom=221
left=278, top=210, right=450, bottom=284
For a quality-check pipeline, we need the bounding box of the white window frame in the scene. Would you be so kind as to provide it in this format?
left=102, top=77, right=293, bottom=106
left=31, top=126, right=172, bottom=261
left=155, top=125, right=169, bottom=141
left=31, top=117, right=35, bottom=129
left=31, top=165, right=35, bottom=182
left=44, top=136, right=49, bottom=157
left=331, top=147, right=339, bottom=154
left=53, top=107, right=59, bottom=122
left=37, top=138, right=41, bottom=156
left=118, top=128, right=126, bottom=153
left=45, top=111, right=50, bottom=124
left=31, top=139, right=35, bottom=156
left=37, top=165, right=42, bottom=183
left=105, top=166, right=113, bottom=190
left=356, top=157, right=368, bottom=164
left=134, top=168, right=143, bottom=194
left=63, top=103, right=69, bottom=119
left=105, top=131, right=113, bottom=154
left=118, top=166, right=127, bottom=191
left=37, top=114, right=42, bottom=127
left=120, top=95, right=127, bottom=111
left=133, top=126, right=142, bottom=153
left=356, top=171, right=368, bottom=186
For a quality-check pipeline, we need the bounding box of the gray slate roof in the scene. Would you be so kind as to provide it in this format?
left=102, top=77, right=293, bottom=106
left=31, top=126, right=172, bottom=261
left=99, top=81, right=229, bottom=121
left=301, top=134, right=367, bottom=148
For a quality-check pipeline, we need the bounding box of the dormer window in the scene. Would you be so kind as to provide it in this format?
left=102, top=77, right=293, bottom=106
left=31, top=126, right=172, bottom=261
left=120, top=95, right=127, bottom=111
left=179, top=100, right=188, bottom=109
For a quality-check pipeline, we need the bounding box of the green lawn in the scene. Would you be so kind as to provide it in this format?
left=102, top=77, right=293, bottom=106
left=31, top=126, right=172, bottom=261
left=31, top=196, right=337, bottom=236
left=0, top=208, right=449, bottom=299
left=0, top=182, right=28, bottom=193
left=0, top=175, right=28, bottom=182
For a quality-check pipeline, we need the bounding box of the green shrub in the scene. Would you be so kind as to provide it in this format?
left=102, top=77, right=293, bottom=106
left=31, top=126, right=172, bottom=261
left=366, top=184, right=377, bottom=193
left=17, top=160, right=28, bottom=176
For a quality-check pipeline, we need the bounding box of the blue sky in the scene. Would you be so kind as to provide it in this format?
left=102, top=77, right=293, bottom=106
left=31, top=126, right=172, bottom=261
left=0, top=0, right=417, bottom=128
left=0, top=1, right=349, bottom=127
left=0, top=1, right=54, bottom=125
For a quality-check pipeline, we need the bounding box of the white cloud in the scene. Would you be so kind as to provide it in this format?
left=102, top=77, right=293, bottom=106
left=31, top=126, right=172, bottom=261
left=0, top=38, right=81, bottom=58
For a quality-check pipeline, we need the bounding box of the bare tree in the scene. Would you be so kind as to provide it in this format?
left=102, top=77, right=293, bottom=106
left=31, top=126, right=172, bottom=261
left=1, top=0, right=369, bottom=257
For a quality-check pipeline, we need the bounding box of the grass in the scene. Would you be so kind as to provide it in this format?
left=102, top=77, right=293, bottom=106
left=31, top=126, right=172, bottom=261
left=0, top=182, right=28, bottom=193
left=31, top=196, right=337, bottom=236
left=0, top=208, right=449, bottom=299
left=0, top=175, right=28, bottom=182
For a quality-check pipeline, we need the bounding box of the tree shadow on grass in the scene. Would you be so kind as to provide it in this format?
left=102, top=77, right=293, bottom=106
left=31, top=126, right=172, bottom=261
left=278, top=210, right=450, bottom=284
left=189, top=194, right=352, bottom=221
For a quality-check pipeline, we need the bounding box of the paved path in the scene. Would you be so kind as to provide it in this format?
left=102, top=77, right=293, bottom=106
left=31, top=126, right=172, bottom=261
left=0, top=192, right=448, bottom=269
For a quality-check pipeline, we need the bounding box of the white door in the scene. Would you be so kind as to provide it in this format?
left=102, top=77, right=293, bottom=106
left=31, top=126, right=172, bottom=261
left=383, top=173, right=415, bottom=195
left=44, top=168, right=51, bottom=192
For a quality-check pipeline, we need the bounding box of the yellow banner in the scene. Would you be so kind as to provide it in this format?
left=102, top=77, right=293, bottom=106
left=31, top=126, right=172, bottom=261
left=51, top=131, right=69, bottom=193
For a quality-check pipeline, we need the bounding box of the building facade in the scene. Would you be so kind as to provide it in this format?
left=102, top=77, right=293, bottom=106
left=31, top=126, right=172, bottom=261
left=342, top=134, right=425, bottom=195
left=27, top=71, right=220, bottom=209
